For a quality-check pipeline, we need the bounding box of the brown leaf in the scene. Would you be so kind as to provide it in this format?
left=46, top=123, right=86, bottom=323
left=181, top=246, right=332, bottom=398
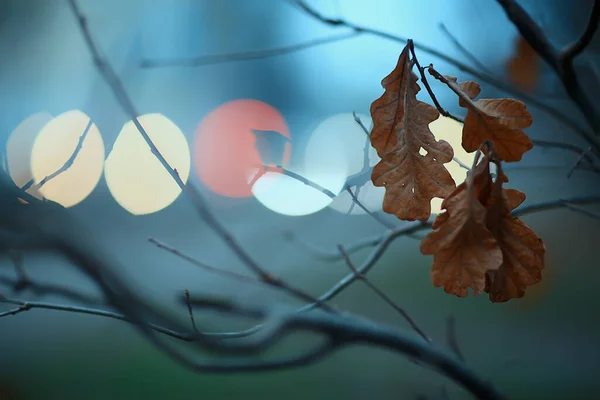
left=370, top=44, right=456, bottom=221
left=484, top=176, right=545, bottom=302
left=446, top=76, right=533, bottom=162
left=420, top=157, right=503, bottom=297
left=506, top=36, right=540, bottom=93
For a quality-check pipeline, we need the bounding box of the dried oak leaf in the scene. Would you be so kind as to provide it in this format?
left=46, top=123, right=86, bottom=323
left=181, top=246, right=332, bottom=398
left=370, top=44, right=455, bottom=221
left=420, top=157, right=502, bottom=297
left=506, top=36, right=540, bottom=93
left=446, top=76, right=533, bottom=162
left=483, top=177, right=546, bottom=303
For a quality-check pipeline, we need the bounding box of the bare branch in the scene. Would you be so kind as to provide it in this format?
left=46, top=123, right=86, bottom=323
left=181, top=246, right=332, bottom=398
left=439, top=22, right=493, bottom=76
left=408, top=41, right=463, bottom=123
left=184, top=289, right=199, bottom=334
left=353, top=112, right=371, bottom=137
left=532, top=140, right=598, bottom=169
left=20, top=119, right=93, bottom=192
left=562, top=201, right=600, bottom=221
left=148, top=237, right=258, bottom=285
left=0, top=292, right=506, bottom=400
left=345, top=186, right=396, bottom=229
left=560, top=0, right=600, bottom=64
left=0, top=275, right=102, bottom=305
left=337, top=244, right=430, bottom=343
left=496, top=0, right=600, bottom=150
left=263, top=165, right=337, bottom=199
left=141, top=32, right=361, bottom=68
left=149, top=237, right=336, bottom=312
left=567, top=146, right=594, bottom=178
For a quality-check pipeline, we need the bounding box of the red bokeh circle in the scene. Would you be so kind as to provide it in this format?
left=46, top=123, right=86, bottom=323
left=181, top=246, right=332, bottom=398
left=194, top=99, right=291, bottom=198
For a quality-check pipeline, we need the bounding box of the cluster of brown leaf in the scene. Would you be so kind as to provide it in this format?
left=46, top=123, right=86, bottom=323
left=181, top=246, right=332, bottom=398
left=369, top=42, right=545, bottom=302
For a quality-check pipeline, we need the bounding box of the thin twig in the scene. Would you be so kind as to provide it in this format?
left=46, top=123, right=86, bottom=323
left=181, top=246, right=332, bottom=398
left=353, top=112, right=371, bottom=137
left=0, top=297, right=249, bottom=339
left=263, top=165, right=337, bottom=199
left=562, top=201, right=600, bottom=221
left=438, top=22, right=494, bottom=76
left=184, top=289, right=199, bottom=334
left=533, top=140, right=598, bottom=169
left=408, top=41, right=463, bottom=123
left=0, top=305, right=29, bottom=318
left=149, top=237, right=336, bottom=312
left=141, top=32, right=361, bottom=68
left=148, top=237, right=258, bottom=285
left=20, top=119, right=93, bottom=192
left=337, top=244, right=430, bottom=342
left=567, top=146, right=593, bottom=178
left=345, top=186, right=396, bottom=230
left=0, top=275, right=102, bottom=305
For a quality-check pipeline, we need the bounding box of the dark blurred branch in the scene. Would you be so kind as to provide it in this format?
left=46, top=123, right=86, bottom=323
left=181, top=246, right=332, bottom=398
left=446, top=316, right=466, bottom=362
left=141, top=32, right=361, bottom=68
left=496, top=0, right=600, bottom=150
left=0, top=274, right=102, bottom=305
left=0, top=294, right=506, bottom=400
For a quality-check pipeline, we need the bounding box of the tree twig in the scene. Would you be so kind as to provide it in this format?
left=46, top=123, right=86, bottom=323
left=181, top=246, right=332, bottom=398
left=438, top=22, right=494, bottom=76
left=149, top=237, right=336, bottom=312
left=141, top=32, right=362, bottom=68
left=337, top=244, right=430, bottom=342
left=20, top=119, right=93, bottom=192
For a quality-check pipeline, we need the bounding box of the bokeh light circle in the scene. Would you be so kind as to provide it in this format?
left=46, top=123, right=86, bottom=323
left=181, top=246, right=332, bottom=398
left=428, top=116, right=473, bottom=214
left=304, top=113, right=384, bottom=215
left=251, top=166, right=346, bottom=216
left=5, top=112, right=53, bottom=200
left=194, top=99, right=291, bottom=198
left=30, top=110, right=105, bottom=207
left=104, top=113, right=190, bottom=215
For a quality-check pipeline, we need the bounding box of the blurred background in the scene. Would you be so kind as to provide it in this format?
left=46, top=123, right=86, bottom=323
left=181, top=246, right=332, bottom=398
left=1, top=0, right=599, bottom=399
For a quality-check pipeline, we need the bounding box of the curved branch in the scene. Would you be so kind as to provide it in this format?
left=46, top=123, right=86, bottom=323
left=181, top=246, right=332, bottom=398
left=496, top=0, right=600, bottom=149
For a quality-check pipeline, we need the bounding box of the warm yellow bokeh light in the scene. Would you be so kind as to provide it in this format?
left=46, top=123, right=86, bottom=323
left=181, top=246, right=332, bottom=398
left=30, top=110, right=105, bottom=207
left=104, top=113, right=190, bottom=215
left=429, top=115, right=474, bottom=215
left=5, top=112, right=54, bottom=200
